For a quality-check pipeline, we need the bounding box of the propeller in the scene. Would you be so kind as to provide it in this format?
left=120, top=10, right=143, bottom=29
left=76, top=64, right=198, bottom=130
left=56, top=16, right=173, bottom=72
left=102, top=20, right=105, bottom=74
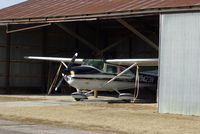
left=47, top=53, right=78, bottom=95
left=68, top=53, right=78, bottom=70
left=48, top=63, right=62, bottom=95
left=55, top=76, right=64, bottom=91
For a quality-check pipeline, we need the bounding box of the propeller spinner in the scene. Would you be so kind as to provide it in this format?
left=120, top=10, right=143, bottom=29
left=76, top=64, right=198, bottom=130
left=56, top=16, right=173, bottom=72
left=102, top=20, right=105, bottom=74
left=47, top=53, right=78, bottom=95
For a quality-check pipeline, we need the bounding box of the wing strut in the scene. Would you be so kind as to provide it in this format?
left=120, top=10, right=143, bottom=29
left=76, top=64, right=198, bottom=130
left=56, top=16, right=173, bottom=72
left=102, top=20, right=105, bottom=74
left=104, top=63, right=137, bottom=86
left=133, top=65, right=140, bottom=102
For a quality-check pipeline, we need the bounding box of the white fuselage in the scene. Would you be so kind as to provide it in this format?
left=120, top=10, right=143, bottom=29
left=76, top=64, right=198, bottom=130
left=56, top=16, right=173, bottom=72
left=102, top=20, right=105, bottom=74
left=65, top=74, right=150, bottom=91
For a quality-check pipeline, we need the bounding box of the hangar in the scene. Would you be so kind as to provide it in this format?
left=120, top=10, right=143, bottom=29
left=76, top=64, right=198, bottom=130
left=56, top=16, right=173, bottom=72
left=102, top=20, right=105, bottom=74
left=0, top=0, right=159, bottom=94
left=0, top=0, right=200, bottom=116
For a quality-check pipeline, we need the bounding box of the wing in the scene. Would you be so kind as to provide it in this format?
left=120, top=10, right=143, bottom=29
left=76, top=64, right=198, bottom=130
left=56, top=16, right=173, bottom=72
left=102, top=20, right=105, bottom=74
left=24, top=56, right=84, bottom=64
left=140, top=70, right=158, bottom=76
left=105, top=58, right=158, bottom=66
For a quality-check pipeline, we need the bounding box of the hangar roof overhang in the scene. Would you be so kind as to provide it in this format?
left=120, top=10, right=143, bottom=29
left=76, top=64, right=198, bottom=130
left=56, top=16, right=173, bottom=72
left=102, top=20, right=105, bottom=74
left=0, top=0, right=200, bottom=24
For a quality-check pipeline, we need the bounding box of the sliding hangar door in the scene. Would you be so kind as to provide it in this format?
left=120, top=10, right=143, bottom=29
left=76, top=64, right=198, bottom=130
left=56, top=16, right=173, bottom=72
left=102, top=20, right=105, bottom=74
left=159, top=12, right=200, bottom=116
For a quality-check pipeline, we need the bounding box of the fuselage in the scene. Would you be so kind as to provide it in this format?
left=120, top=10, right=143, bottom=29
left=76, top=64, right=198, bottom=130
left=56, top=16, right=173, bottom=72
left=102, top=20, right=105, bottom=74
left=62, top=65, right=157, bottom=91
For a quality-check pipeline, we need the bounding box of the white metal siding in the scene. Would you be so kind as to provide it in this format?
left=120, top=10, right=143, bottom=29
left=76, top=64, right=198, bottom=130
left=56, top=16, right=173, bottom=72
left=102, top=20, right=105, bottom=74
left=159, top=12, right=200, bottom=116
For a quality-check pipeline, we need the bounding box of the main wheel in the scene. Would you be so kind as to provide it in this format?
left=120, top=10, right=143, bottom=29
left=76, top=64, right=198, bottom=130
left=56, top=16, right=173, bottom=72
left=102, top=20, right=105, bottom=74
left=123, top=100, right=131, bottom=103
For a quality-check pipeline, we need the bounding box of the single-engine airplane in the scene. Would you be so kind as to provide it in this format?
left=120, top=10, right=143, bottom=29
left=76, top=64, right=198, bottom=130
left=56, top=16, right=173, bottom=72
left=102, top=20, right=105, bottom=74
left=25, top=53, right=158, bottom=102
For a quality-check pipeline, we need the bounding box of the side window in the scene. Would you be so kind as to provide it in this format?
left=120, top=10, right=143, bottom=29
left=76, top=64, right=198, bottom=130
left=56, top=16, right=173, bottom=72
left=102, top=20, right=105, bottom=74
left=106, top=65, right=117, bottom=74
left=119, top=66, right=133, bottom=76
left=105, top=64, right=133, bottom=76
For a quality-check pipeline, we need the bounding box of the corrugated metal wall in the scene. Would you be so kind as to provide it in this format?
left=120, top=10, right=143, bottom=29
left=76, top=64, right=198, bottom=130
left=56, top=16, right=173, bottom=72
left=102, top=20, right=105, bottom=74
left=0, top=26, right=7, bottom=87
left=10, top=29, right=43, bottom=87
left=159, top=12, right=200, bottom=116
left=0, top=27, right=45, bottom=88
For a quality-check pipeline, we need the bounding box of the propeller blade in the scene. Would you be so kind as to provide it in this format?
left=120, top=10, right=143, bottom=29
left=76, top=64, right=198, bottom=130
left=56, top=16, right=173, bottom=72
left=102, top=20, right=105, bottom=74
left=48, top=63, right=62, bottom=95
left=55, top=76, right=64, bottom=91
left=68, top=53, right=78, bottom=70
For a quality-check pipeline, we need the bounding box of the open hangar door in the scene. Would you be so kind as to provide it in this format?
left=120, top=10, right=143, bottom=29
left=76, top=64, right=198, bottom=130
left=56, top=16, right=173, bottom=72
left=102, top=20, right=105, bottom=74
left=0, top=15, right=159, bottom=101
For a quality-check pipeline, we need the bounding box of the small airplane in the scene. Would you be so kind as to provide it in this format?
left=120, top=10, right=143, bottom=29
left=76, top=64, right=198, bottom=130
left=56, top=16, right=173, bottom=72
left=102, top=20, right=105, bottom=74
left=25, top=53, right=158, bottom=102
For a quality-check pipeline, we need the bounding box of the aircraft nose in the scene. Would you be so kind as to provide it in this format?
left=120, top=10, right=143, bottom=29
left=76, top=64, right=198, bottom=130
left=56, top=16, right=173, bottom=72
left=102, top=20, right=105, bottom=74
left=61, top=73, right=68, bottom=80
left=66, top=75, right=74, bottom=85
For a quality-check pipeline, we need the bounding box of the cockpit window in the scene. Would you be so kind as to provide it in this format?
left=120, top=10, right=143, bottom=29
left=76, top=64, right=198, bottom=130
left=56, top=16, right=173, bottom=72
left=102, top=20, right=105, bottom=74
left=106, top=65, right=117, bottom=74
left=119, top=66, right=133, bottom=75
left=105, top=64, right=133, bottom=76
left=82, top=59, right=104, bottom=70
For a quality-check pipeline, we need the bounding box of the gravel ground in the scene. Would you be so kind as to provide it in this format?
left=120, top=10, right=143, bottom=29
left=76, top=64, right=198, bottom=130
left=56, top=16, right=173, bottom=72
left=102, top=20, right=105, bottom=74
left=0, top=120, right=112, bottom=134
left=0, top=95, right=199, bottom=134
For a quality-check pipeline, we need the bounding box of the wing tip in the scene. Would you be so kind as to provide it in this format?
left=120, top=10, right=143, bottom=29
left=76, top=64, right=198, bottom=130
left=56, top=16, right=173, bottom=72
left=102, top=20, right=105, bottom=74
left=24, top=56, right=30, bottom=59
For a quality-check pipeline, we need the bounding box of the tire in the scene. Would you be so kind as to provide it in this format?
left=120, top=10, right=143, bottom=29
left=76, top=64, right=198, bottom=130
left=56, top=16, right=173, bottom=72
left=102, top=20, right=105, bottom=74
left=123, top=100, right=131, bottom=103
left=74, top=98, right=81, bottom=101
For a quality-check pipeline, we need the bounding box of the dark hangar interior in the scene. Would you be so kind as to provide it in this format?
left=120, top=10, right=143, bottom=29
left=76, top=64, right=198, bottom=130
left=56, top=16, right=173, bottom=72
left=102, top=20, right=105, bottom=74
left=0, top=0, right=163, bottom=101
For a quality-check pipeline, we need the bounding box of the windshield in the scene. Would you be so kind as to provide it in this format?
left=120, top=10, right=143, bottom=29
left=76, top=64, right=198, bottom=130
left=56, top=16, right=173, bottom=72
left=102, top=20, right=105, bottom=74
left=82, top=59, right=104, bottom=70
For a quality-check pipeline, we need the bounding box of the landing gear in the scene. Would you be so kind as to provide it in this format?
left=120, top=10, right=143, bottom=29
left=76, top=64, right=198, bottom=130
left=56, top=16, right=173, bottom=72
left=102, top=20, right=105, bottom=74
left=71, top=90, right=94, bottom=101
left=71, top=92, right=88, bottom=101
left=123, top=100, right=131, bottom=103
left=114, top=89, right=133, bottom=102
left=74, top=98, right=81, bottom=101
left=119, top=93, right=133, bottom=103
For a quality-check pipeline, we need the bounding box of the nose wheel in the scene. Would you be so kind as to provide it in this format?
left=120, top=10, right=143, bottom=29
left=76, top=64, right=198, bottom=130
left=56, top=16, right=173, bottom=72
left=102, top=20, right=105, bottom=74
left=71, top=90, right=94, bottom=101
left=71, top=92, right=88, bottom=101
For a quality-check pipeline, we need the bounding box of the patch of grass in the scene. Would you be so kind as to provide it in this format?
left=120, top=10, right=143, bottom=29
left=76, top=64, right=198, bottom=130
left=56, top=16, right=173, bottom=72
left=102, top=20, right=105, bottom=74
left=0, top=96, right=199, bottom=134
left=0, top=96, right=46, bottom=102
left=0, top=103, right=199, bottom=134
